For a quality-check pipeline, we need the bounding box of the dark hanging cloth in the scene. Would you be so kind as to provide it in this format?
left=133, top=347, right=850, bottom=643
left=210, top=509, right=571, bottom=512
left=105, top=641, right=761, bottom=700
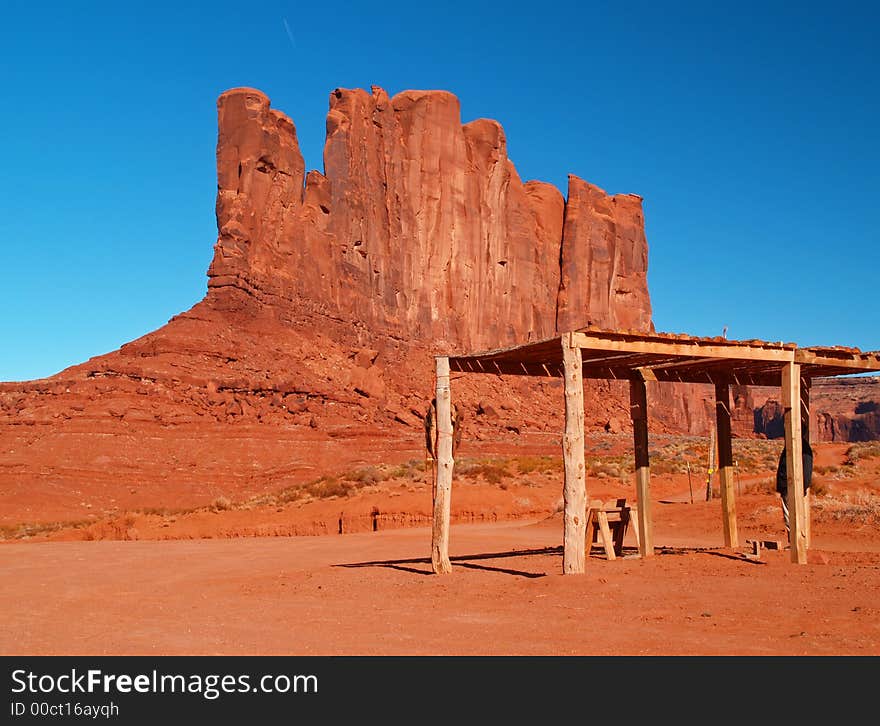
left=776, top=439, right=814, bottom=496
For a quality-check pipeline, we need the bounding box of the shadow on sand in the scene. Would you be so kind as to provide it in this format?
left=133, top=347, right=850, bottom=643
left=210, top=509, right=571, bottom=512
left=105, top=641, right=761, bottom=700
left=336, top=544, right=670, bottom=578
left=335, top=546, right=563, bottom=578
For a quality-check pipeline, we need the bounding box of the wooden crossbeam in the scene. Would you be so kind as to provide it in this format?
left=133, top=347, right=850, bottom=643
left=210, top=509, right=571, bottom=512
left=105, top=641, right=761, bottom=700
left=795, top=350, right=880, bottom=370
left=570, top=332, right=796, bottom=362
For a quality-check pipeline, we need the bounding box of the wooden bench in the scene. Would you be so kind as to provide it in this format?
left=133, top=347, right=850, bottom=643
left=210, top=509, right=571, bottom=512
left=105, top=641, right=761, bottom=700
left=585, top=498, right=639, bottom=560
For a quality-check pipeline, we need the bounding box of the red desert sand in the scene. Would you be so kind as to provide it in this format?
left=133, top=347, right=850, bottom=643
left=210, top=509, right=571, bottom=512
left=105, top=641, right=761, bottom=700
left=2, top=436, right=879, bottom=656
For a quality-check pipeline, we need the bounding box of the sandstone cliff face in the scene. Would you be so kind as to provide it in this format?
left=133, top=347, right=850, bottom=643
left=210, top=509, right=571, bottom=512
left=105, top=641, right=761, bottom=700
left=557, top=177, right=652, bottom=333
left=207, top=87, right=651, bottom=351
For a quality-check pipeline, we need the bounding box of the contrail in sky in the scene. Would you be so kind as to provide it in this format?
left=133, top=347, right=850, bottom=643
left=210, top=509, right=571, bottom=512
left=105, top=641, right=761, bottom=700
left=282, top=18, right=296, bottom=48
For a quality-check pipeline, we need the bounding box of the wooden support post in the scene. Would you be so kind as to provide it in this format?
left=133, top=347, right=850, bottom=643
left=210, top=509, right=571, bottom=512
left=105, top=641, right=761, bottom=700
left=431, top=356, right=454, bottom=574
left=782, top=362, right=808, bottom=564
left=802, top=379, right=812, bottom=549
left=629, top=376, right=653, bottom=557
left=561, top=335, right=587, bottom=574
left=714, top=381, right=738, bottom=548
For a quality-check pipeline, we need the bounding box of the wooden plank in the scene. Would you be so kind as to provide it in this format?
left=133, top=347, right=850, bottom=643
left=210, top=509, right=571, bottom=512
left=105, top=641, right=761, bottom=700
left=596, top=510, right=617, bottom=560
left=626, top=506, right=640, bottom=550
left=611, top=498, right=628, bottom=554
left=571, top=332, right=795, bottom=362
left=782, top=362, right=808, bottom=564
left=431, top=357, right=454, bottom=574
left=584, top=504, right=597, bottom=553
left=580, top=351, right=649, bottom=365
left=561, top=334, right=587, bottom=574
left=714, top=381, right=738, bottom=547
left=795, top=350, right=880, bottom=371
left=449, top=359, right=563, bottom=378
left=629, top=377, right=653, bottom=557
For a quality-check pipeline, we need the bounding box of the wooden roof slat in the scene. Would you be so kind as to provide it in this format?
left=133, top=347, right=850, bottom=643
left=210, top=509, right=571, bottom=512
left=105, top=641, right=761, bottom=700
left=445, top=329, right=880, bottom=384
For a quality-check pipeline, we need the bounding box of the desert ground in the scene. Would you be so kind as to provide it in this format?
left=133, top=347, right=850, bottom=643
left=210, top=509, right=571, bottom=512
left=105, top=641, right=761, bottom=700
left=2, top=433, right=878, bottom=656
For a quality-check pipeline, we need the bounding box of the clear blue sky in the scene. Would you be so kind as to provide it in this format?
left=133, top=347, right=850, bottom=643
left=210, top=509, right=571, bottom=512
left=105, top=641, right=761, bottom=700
left=2, top=1, right=877, bottom=382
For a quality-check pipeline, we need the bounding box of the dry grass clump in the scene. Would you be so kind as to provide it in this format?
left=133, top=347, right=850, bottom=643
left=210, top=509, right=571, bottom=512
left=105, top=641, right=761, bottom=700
left=733, top=438, right=784, bottom=473
left=813, top=491, right=880, bottom=525
left=514, top=455, right=561, bottom=475
left=455, top=457, right=511, bottom=485
left=139, top=506, right=188, bottom=516
left=387, top=459, right=427, bottom=479
left=0, top=519, right=93, bottom=540
left=845, top=442, right=880, bottom=466
left=248, top=460, right=430, bottom=507
left=305, top=476, right=356, bottom=499
left=343, top=466, right=383, bottom=486
left=586, top=459, right=630, bottom=480
left=210, top=496, right=232, bottom=512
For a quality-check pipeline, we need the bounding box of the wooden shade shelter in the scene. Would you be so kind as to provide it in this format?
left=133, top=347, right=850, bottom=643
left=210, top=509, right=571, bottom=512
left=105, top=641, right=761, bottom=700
left=431, top=328, right=880, bottom=574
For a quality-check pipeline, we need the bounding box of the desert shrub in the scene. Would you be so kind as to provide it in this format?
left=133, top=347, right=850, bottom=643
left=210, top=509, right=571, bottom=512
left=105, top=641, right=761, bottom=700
left=479, top=464, right=509, bottom=486
left=845, top=442, right=880, bottom=465
left=585, top=453, right=633, bottom=479
left=277, top=487, right=305, bottom=504
left=305, top=476, right=354, bottom=499
left=139, top=506, right=186, bottom=516
left=650, top=457, right=689, bottom=475
left=386, top=459, right=428, bottom=480
left=742, top=478, right=775, bottom=495
left=0, top=519, right=92, bottom=540
left=455, top=458, right=511, bottom=485
left=210, top=496, right=232, bottom=512
left=587, top=461, right=621, bottom=479
left=343, top=466, right=383, bottom=486
left=515, top=455, right=559, bottom=475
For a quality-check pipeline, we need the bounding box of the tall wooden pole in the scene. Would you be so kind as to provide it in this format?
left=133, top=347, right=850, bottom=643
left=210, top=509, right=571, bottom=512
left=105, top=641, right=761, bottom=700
left=561, top=335, right=587, bottom=574
left=782, top=361, right=807, bottom=564
left=431, top=356, right=453, bottom=574
left=801, top=378, right=812, bottom=549
left=705, top=426, right=716, bottom=501
left=629, top=376, right=653, bottom=557
left=714, top=381, right=738, bottom=547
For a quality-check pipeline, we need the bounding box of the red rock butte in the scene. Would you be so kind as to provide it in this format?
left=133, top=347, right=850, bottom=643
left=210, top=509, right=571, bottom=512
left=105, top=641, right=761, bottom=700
left=207, top=86, right=653, bottom=351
